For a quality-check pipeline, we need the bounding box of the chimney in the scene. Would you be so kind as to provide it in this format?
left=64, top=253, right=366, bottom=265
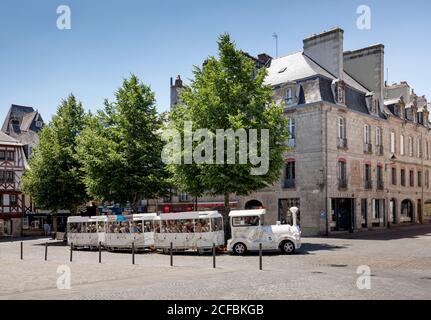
left=303, top=27, right=344, bottom=80
left=343, top=44, right=385, bottom=105
left=170, top=75, right=183, bottom=109
left=257, top=53, right=272, bottom=66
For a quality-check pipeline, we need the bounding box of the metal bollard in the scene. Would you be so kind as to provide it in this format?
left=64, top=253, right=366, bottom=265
left=44, top=242, right=48, bottom=261
left=213, top=243, right=216, bottom=269
left=70, top=243, right=73, bottom=262
left=259, top=243, right=262, bottom=270
left=132, top=242, right=135, bottom=265
left=170, top=242, right=173, bottom=267
left=98, top=242, right=102, bottom=263
left=20, top=241, right=23, bottom=260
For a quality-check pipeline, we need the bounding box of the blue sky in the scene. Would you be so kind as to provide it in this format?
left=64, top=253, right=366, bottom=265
left=1, top=0, right=430, bottom=123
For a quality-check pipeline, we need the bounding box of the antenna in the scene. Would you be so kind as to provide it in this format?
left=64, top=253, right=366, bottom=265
left=272, top=32, right=278, bottom=58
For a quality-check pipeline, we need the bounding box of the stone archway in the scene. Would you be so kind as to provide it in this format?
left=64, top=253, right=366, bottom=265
left=244, top=199, right=263, bottom=210
left=400, top=199, right=414, bottom=223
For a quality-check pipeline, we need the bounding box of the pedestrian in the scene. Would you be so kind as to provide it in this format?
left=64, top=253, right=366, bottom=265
left=43, top=222, right=50, bottom=236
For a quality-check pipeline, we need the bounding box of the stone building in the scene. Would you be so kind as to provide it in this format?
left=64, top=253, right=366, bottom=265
left=164, top=27, right=431, bottom=236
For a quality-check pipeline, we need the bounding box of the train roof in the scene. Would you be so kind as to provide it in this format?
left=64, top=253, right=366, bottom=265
left=67, top=216, right=107, bottom=223
left=229, top=209, right=266, bottom=217
left=156, top=211, right=221, bottom=220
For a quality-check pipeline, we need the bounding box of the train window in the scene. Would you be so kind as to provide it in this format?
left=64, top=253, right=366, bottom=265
left=86, top=222, right=97, bottom=233
left=97, top=221, right=105, bottom=232
left=143, top=220, right=153, bottom=232
left=232, top=216, right=260, bottom=227
left=68, top=223, right=81, bottom=233
left=194, top=219, right=210, bottom=233
left=211, top=218, right=223, bottom=231
left=131, top=221, right=142, bottom=233
left=161, top=219, right=195, bottom=233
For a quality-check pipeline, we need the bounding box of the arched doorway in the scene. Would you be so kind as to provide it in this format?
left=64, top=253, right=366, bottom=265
left=245, top=200, right=263, bottom=210
left=389, top=199, right=397, bottom=224
left=400, top=199, right=414, bottom=223
left=424, top=200, right=431, bottom=223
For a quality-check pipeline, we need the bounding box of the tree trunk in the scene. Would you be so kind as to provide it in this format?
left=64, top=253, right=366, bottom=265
left=194, top=196, right=198, bottom=211
left=223, top=192, right=231, bottom=244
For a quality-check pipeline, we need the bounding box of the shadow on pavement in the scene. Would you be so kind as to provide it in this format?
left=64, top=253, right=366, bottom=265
left=322, top=224, right=431, bottom=241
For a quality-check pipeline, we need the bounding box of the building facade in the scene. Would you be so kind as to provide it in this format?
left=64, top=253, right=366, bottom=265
left=165, top=27, right=431, bottom=236
left=0, top=132, right=28, bottom=236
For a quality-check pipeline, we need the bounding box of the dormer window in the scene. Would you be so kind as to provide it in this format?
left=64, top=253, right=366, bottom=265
left=336, top=84, right=345, bottom=105
left=284, top=86, right=296, bottom=106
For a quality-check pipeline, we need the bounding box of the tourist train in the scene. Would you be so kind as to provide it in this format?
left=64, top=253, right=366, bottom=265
left=66, top=208, right=301, bottom=255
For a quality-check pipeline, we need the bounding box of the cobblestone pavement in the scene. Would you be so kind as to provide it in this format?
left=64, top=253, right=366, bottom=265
left=0, top=225, right=430, bottom=300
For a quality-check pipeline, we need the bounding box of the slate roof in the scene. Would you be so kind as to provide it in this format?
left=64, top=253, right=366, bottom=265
left=0, top=131, right=21, bottom=146
left=264, top=51, right=369, bottom=93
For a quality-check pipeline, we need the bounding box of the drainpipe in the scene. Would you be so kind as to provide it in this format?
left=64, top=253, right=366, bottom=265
left=325, top=107, right=329, bottom=236
left=421, top=133, right=424, bottom=224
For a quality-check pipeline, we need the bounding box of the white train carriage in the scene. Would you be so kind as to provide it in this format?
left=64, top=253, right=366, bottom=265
left=227, top=208, right=301, bottom=255
left=154, top=211, right=224, bottom=253
left=105, top=213, right=157, bottom=251
left=67, top=216, right=107, bottom=249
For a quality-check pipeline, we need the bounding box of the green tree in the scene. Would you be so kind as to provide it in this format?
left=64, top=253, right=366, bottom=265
left=21, top=95, right=88, bottom=215
left=166, top=34, right=289, bottom=240
left=77, top=75, right=168, bottom=207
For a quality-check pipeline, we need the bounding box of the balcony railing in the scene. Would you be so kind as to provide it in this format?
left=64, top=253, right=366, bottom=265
left=376, top=145, right=384, bottom=156
left=284, top=179, right=296, bottom=189
left=377, top=180, right=384, bottom=190
left=363, top=143, right=373, bottom=154
left=338, top=179, right=348, bottom=189
left=364, top=180, right=372, bottom=190
left=337, top=138, right=348, bottom=149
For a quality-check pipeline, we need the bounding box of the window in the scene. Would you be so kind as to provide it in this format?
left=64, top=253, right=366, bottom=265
left=417, top=139, right=422, bottom=158
left=409, top=170, right=414, bottom=187
left=390, top=132, right=396, bottom=154
left=408, top=137, right=413, bottom=157
left=400, top=135, right=405, bottom=156
left=10, top=194, right=17, bottom=206
left=418, top=171, right=422, bottom=187
left=376, top=127, right=382, bottom=146
left=391, top=167, right=397, bottom=185
left=1, top=171, right=14, bottom=183
left=0, top=194, right=2, bottom=206
left=287, top=118, right=296, bottom=147
left=285, top=88, right=293, bottom=103
left=338, top=160, right=347, bottom=189
left=363, top=124, right=371, bottom=144
left=232, top=216, right=260, bottom=227
left=284, top=161, right=296, bottom=188
left=36, top=121, right=43, bottom=128
left=179, top=191, right=189, bottom=202
left=338, top=118, right=346, bottom=139
left=0, top=150, right=4, bottom=161
left=426, top=140, right=430, bottom=160
left=401, top=169, right=406, bottom=186
left=364, top=163, right=372, bottom=189
left=7, top=151, right=14, bottom=161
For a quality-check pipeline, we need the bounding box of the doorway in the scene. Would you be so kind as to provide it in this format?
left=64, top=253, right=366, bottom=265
left=332, top=198, right=354, bottom=232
